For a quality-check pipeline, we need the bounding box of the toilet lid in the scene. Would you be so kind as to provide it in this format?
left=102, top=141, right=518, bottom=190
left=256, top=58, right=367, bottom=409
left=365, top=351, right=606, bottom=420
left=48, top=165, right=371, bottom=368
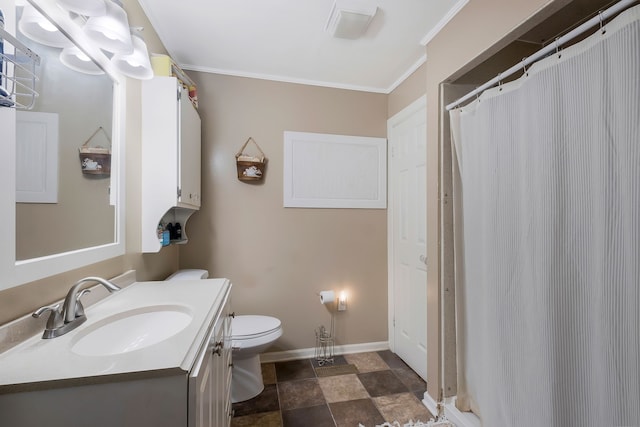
left=232, top=315, right=281, bottom=339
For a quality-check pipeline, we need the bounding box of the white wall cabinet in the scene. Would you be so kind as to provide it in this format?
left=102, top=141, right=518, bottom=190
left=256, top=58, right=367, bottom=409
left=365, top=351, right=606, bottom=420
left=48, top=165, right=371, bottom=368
left=141, top=76, right=202, bottom=252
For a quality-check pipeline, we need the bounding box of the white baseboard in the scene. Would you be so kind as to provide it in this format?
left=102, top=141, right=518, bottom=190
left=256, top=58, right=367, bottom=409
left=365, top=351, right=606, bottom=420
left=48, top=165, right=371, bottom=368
left=421, top=393, right=481, bottom=427
left=422, top=391, right=439, bottom=417
left=443, top=397, right=481, bottom=427
left=259, top=341, right=389, bottom=363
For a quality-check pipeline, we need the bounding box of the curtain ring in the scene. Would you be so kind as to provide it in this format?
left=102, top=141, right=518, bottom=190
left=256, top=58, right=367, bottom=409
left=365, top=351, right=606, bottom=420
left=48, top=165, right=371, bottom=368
left=599, top=11, right=607, bottom=35
left=521, top=57, right=529, bottom=77
left=555, top=38, right=562, bottom=58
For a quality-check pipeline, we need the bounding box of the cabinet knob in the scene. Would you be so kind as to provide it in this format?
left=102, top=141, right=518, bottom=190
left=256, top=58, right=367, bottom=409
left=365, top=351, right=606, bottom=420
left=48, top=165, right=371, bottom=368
left=229, top=311, right=236, bottom=318
left=213, top=340, right=224, bottom=356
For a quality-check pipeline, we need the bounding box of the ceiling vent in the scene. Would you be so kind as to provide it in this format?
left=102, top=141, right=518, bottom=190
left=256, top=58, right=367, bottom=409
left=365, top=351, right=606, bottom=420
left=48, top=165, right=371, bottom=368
left=325, top=0, right=378, bottom=39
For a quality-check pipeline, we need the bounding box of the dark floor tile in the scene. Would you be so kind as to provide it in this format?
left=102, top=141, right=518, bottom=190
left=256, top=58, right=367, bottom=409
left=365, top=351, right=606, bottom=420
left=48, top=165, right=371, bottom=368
left=282, top=404, right=335, bottom=427
left=393, top=366, right=427, bottom=392
left=329, top=398, right=385, bottom=427
left=358, top=370, right=410, bottom=397
left=232, top=383, right=280, bottom=417
left=275, top=359, right=316, bottom=382
left=231, top=410, right=282, bottom=427
left=278, top=378, right=326, bottom=410
left=377, top=350, right=409, bottom=369
left=311, top=354, right=349, bottom=368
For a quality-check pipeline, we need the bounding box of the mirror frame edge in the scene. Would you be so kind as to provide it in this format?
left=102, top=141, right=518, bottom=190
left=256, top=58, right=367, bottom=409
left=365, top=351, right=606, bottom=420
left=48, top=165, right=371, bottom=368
left=1, top=0, right=127, bottom=291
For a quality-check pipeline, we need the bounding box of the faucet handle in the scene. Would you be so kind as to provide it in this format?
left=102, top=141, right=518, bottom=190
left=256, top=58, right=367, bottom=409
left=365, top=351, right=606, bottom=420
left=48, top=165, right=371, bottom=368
left=33, top=303, right=60, bottom=318
left=32, top=304, right=63, bottom=330
left=74, top=289, right=91, bottom=318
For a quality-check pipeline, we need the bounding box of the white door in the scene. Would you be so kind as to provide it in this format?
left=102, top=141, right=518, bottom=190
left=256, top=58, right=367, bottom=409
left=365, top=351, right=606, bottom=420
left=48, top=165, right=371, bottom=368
left=388, top=96, right=427, bottom=380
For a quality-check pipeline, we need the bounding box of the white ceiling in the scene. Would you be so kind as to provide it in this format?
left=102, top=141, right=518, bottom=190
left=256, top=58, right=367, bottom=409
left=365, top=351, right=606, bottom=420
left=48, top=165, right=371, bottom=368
left=136, top=0, right=467, bottom=94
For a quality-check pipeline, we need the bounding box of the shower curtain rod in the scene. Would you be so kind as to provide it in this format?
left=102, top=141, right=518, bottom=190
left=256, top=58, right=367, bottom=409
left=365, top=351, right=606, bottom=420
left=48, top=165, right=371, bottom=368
left=445, top=0, right=636, bottom=111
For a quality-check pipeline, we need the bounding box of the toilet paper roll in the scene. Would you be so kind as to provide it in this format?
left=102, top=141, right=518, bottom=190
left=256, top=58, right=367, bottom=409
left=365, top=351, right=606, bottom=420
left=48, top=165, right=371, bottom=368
left=319, top=290, right=336, bottom=304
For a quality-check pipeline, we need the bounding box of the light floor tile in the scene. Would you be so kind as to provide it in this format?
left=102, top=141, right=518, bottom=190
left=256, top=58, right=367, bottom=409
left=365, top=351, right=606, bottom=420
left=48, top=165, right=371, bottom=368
left=318, top=373, right=370, bottom=403
left=262, top=362, right=277, bottom=385
left=373, top=392, right=433, bottom=425
left=231, top=410, right=282, bottom=427
left=344, top=352, right=389, bottom=373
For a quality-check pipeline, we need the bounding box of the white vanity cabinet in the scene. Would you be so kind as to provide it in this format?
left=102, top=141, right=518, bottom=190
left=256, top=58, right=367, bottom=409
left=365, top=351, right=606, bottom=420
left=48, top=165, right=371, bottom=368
left=0, top=279, right=233, bottom=427
left=141, top=76, right=202, bottom=253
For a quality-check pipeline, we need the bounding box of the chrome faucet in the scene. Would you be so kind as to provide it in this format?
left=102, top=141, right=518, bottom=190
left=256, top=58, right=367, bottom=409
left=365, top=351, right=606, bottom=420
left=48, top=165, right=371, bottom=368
left=32, top=277, right=121, bottom=339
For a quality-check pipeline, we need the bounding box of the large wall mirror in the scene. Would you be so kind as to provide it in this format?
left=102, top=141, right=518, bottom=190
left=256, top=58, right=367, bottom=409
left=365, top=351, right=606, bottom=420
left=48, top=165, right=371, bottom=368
left=0, top=0, right=125, bottom=290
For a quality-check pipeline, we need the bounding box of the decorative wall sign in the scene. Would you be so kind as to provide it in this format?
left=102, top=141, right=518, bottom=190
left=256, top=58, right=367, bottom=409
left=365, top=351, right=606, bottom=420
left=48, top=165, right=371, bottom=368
left=78, top=126, right=111, bottom=176
left=236, top=137, right=267, bottom=182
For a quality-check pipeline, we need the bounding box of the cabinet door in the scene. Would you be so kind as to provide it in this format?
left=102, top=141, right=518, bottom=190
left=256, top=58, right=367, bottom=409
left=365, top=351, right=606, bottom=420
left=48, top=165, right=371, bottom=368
left=178, top=88, right=201, bottom=209
left=189, top=289, right=232, bottom=427
left=189, top=340, right=215, bottom=427
left=218, top=302, right=233, bottom=427
left=212, top=317, right=226, bottom=427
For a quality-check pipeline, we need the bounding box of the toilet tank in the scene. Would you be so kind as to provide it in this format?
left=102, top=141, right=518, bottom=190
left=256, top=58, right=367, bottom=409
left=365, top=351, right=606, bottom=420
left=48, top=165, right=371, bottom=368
left=165, top=269, right=209, bottom=281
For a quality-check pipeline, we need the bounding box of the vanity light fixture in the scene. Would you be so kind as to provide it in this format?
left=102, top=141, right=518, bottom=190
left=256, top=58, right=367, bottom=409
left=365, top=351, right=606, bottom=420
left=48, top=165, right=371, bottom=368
left=111, top=32, right=153, bottom=80
left=18, top=3, right=73, bottom=48
left=83, top=0, right=133, bottom=54
left=56, top=0, right=107, bottom=17
left=59, top=45, right=105, bottom=75
left=325, top=0, right=378, bottom=39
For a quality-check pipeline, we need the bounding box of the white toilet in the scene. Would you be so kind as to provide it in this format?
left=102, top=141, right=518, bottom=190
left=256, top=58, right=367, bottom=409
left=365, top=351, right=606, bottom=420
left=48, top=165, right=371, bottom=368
left=165, top=269, right=283, bottom=403
left=231, top=314, right=282, bottom=402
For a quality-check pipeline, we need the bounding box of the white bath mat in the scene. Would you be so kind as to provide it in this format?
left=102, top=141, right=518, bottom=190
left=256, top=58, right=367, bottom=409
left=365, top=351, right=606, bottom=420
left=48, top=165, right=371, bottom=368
left=359, top=416, right=454, bottom=427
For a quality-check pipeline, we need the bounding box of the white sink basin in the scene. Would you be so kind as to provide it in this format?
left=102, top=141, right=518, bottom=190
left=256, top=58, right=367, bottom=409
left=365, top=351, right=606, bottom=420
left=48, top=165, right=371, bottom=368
left=71, top=305, right=193, bottom=356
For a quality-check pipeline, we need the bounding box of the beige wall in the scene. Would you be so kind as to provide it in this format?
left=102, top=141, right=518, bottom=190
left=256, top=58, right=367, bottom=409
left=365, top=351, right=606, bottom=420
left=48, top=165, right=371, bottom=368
left=387, top=63, right=426, bottom=119
left=179, top=74, right=389, bottom=351
left=424, top=0, right=572, bottom=399
left=0, top=0, right=176, bottom=326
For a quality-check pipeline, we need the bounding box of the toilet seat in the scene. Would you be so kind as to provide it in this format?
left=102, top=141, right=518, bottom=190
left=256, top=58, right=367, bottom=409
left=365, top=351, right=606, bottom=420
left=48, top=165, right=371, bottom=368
left=165, top=269, right=209, bottom=280
left=231, top=315, right=282, bottom=351
left=232, top=315, right=281, bottom=339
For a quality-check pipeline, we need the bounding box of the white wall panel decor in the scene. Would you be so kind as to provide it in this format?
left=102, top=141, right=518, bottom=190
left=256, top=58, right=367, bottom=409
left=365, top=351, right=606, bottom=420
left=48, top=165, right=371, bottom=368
left=283, top=131, right=387, bottom=209
left=16, top=111, right=59, bottom=204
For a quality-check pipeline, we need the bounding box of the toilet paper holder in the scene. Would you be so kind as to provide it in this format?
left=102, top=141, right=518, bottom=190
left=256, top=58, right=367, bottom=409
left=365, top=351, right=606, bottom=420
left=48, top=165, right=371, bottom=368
left=318, top=290, right=347, bottom=311
left=316, top=290, right=336, bottom=365
left=318, top=290, right=335, bottom=305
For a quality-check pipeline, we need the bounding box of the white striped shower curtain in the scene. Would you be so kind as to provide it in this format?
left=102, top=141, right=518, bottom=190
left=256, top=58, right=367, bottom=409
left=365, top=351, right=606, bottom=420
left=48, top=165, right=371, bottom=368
left=450, top=5, right=640, bottom=427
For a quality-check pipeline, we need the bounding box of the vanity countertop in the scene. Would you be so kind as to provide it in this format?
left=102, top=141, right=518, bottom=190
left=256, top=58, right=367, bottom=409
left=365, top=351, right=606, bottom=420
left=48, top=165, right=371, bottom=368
left=0, top=278, right=230, bottom=394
